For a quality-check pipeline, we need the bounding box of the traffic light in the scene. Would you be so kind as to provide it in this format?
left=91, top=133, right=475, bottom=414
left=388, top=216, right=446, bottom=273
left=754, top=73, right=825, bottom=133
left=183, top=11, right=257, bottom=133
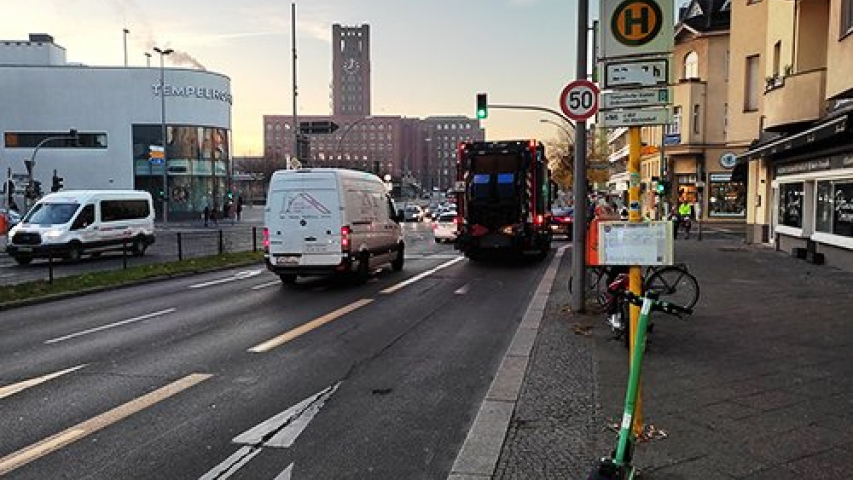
left=657, top=180, right=670, bottom=195
left=33, top=180, right=43, bottom=198
left=5, top=180, right=13, bottom=205
left=51, top=171, right=64, bottom=192
left=476, top=93, right=488, bottom=119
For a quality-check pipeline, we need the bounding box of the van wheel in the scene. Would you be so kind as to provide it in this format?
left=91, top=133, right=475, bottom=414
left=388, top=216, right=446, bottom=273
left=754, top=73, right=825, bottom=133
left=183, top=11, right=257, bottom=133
left=391, top=243, right=404, bottom=272
left=356, top=252, right=371, bottom=283
left=13, top=256, right=32, bottom=266
left=279, top=274, right=297, bottom=285
left=131, top=237, right=147, bottom=257
left=66, top=243, right=82, bottom=263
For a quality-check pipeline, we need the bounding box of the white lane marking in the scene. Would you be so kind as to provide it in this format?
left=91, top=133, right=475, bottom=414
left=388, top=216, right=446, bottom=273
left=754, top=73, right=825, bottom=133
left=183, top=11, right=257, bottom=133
left=251, top=280, right=281, bottom=290
left=454, top=283, right=471, bottom=295
left=44, top=308, right=177, bottom=344
left=202, top=384, right=338, bottom=480
left=274, top=463, right=294, bottom=480
left=0, top=364, right=87, bottom=400
left=380, top=256, right=465, bottom=294
left=0, top=373, right=211, bottom=476
left=189, top=269, right=264, bottom=289
left=232, top=382, right=340, bottom=447
left=198, top=445, right=263, bottom=480
left=248, top=299, right=373, bottom=353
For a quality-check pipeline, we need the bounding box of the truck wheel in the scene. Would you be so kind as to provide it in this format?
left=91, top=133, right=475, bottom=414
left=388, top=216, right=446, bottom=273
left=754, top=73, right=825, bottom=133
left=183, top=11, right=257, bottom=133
left=391, top=243, right=404, bottom=271
left=465, top=248, right=481, bottom=261
left=279, top=273, right=297, bottom=285
left=13, top=256, right=32, bottom=266
left=131, top=237, right=147, bottom=257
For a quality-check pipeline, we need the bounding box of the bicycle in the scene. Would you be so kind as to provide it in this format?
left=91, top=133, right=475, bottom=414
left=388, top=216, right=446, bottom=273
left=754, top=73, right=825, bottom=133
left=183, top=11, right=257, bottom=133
left=570, top=263, right=700, bottom=314
left=587, top=290, right=694, bottom=480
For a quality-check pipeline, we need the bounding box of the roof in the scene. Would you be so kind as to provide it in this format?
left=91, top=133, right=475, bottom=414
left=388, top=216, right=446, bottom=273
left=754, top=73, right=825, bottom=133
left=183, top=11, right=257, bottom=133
left=677, top=0, right=731, bottom=33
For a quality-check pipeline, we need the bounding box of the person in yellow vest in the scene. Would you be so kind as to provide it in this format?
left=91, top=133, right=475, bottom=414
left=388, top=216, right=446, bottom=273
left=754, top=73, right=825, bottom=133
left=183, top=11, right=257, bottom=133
left=678, top=200, right=694, bottom=239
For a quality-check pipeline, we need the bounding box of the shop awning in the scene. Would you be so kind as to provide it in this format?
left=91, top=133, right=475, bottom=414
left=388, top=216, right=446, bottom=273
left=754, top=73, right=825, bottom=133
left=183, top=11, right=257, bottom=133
left=736, top=113, right=851, bottom=163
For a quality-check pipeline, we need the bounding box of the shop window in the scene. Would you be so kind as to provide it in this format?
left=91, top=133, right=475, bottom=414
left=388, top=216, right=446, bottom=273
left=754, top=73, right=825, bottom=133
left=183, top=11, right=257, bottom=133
left=816, top=180, right=853, bottom=237
left=778, top=182, right=804, bottom=228
left=708, top=173, right=746, bottom=218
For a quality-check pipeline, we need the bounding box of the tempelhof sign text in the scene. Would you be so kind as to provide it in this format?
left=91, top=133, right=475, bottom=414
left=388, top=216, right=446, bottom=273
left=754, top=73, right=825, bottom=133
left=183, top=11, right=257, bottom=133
left=152, top=84, right=233, bottom=104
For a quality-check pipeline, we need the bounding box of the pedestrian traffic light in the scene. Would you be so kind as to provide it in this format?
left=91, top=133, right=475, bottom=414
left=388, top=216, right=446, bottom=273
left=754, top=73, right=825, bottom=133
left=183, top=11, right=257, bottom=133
left=51, top=172, right=64, bottom=192
left=476, top=93, right=488, bottom=119
left=657, top=180, right=670, bottom=195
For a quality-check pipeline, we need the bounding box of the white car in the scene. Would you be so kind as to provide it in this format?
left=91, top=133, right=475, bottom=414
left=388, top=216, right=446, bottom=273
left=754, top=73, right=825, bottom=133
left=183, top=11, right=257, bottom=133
left=432, top=212, right=458, bottom=243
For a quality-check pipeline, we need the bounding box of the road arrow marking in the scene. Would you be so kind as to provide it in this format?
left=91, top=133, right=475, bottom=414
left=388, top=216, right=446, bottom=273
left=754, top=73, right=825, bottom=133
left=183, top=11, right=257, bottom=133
left=189, top=269, right=264, bottom=289
left=0, top=364, right=87, bottom=400
left=200, top=384, right=339, bottom=479
left=232, top=382, right=340, bottom=448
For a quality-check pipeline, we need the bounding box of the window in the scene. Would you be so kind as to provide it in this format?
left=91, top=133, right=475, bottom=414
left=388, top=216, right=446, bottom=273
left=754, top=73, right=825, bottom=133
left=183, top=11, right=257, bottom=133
left=778, top=183, right=804, bottom=228
left=101, top=200, right=150, bottom=222
left=72, top=204, right=95, bottom=230
left=816, top=180, right=853, bottom=237
left=744, top=55, right=760, bottom=111
left=4, top=132, right=107, bottom=149
left=684, top=51, right=699, bottom=79
left=772, top=41, right=781, bottom=77
left=708, top=173, right=745, bottom=218
left=723, top=103, right=729, bottom=136
left=692, top=105, right=701, bottom=134
left=666, top=106, right=682, bottom=135
left=843, top=0, right=853, bottom=37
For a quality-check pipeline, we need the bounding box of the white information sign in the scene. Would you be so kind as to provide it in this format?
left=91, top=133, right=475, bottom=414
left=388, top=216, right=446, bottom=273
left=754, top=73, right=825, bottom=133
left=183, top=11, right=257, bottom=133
left=601, top=87, right=671, bottom=110
left=604, top=59, right=670, bottom=88
left=599, top=107, right=673, bottom=127
left=597, top=221, right=673, bottom=266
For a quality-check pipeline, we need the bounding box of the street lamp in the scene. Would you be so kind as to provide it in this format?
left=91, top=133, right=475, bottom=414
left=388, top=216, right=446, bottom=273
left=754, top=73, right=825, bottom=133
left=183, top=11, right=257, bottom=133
left=153, top=46, right=173, bottom=223
left=336, top=116, right=373, bottom=167
left=539, top=118, right=574, bottom=142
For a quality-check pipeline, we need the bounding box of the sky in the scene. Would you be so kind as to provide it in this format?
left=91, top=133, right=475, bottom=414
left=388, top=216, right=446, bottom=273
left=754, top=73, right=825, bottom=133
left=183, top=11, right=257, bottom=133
left=2, top=0, right=602, bottom=156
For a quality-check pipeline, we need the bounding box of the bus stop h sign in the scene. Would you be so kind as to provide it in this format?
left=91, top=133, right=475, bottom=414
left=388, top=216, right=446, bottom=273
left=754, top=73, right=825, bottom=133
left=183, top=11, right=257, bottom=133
left=600, top=0, right=673, bottom=58
left=560, top=80, right=600, bottom=122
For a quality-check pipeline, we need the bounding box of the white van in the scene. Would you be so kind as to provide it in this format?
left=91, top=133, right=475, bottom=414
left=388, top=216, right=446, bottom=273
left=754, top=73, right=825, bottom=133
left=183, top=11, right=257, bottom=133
left=264, top=168, right=404, bottom=284
left=7, top=190, right=155, bottom=265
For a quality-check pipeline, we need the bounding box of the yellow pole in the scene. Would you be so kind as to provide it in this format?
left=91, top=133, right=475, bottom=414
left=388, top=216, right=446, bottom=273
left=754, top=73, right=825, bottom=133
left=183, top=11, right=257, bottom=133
left=628, top=126, right=644, bottom=436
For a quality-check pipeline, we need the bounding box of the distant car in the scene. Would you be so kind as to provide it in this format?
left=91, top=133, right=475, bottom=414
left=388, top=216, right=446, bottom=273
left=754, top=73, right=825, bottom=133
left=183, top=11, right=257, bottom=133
left=1, top=208, right=22, bottom=232
left=432, top=212, right=458, bottom=243
left=403, top=205, right=424, bottom=222
left=549, top=207, right=573, bottom=239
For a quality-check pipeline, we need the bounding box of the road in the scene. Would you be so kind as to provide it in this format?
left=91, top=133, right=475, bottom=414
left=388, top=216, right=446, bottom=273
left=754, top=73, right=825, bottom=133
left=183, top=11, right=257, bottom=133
left=0, top=221, right=560, bottom=479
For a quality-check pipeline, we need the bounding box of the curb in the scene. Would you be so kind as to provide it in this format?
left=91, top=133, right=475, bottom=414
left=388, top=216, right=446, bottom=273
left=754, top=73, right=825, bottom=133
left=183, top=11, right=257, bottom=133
left=447, top=245, right=569, bottom=479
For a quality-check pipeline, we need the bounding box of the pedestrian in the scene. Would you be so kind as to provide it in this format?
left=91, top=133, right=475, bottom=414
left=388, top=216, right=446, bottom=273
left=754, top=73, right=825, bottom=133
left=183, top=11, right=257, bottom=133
left=236, top=195, right=243, bottom=221
left=211, top=202, right=219, bottom=226
left=678, top=199, right=693, bottom=239
left=203, top=204, right=210, bottom=227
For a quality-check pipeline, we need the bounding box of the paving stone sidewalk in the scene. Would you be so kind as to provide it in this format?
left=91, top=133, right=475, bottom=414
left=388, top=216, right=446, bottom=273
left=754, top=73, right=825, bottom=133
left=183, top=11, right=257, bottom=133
left=495, top=230, right=853, bottom=479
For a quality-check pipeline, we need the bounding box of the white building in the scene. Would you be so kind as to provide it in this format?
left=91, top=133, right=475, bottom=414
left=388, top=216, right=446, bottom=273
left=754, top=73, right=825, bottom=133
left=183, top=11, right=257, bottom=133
left=0, top=34, right=232, bottom=219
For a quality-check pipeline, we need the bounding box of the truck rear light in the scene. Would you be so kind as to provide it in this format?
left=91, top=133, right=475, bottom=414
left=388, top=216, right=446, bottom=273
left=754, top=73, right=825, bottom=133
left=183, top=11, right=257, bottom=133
left=534, top=214, right=545, bottom=226
left=341, top=226, right=351, bottom=251
left=262, top=227, right=270, bottom=251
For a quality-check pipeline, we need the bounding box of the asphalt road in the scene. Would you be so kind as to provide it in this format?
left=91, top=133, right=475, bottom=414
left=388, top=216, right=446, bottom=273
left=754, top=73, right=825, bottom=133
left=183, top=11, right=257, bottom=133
left=0, top=222, right=556, bottom=479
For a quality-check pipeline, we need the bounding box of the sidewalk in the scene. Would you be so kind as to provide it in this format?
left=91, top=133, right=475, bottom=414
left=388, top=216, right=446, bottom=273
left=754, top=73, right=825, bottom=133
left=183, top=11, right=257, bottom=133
left=459, top=228, right=853, bottom=479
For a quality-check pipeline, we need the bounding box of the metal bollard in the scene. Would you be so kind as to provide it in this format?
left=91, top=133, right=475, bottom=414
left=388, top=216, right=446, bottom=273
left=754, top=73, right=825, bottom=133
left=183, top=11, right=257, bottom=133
left=48, top=252, right=54, bottom=284
left=219, top=229, right=224, bottom=255
left=252, top=227, right=257, bottom=252
left=122, top=239, right=128, bottom=270
left=177, top=232, right=183, bottom=261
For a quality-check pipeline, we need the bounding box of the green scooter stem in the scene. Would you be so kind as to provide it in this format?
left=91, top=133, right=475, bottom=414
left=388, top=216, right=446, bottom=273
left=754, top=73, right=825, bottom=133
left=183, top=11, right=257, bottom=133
left=613, top=296, right=653, bottom=470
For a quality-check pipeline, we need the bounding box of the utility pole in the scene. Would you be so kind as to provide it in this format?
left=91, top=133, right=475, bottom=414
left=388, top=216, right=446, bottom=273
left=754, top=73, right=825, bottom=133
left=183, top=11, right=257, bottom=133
left=291, top=2, right=300, bottom=168
left=570, top=0, right=590, bottom=314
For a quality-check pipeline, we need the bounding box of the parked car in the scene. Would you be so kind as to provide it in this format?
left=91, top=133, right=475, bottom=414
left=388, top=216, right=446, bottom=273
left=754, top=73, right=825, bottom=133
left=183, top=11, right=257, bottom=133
left=1, top=208, right=22, bottom=233
left=403, top=204, right=424, bottom=222
left=432, top=211, right=459, bottom=243
left=549, top=206, right=573, bottom=239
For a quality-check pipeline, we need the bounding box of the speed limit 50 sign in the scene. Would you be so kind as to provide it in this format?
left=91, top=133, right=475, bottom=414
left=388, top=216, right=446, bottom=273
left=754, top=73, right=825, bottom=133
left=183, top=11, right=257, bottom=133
left=560, top=80, right=600, bottom=122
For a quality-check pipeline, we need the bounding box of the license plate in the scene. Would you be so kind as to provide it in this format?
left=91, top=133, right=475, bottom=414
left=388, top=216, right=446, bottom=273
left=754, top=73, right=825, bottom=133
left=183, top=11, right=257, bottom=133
left=276, top=256, right=299, bottom=266
left=305, top=245, right=328, bottom=254
left=17, top=247, right=32, bottom=252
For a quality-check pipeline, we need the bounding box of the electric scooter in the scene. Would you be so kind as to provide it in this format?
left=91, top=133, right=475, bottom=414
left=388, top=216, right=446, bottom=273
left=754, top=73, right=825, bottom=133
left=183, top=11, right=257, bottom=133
left=588, top=290, right=693, bottom=480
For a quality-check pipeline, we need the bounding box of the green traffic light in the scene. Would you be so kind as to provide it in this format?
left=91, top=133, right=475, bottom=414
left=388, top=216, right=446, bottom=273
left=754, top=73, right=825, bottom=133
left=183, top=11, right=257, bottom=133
left=477, top=108, right=487, bottom=119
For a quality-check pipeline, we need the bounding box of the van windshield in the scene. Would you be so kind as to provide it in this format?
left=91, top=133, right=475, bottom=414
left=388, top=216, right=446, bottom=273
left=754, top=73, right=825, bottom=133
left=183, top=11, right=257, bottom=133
left=22, top=202, right=80, bottom=225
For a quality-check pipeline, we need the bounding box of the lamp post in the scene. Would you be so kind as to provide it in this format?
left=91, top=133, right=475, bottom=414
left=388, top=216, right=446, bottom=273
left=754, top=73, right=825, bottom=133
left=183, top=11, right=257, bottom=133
left=144, top=52, right=151, bottom=68
left=153, top=46, right=173, bottom=224
left=336, top=116, right=373, bottom=168
left=123, top=28, right=129, bottom=67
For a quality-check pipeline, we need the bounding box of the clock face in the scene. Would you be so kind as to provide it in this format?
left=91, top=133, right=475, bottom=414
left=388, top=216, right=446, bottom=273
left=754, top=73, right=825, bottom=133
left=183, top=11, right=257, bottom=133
left=343, top=57, right=360, bottom=74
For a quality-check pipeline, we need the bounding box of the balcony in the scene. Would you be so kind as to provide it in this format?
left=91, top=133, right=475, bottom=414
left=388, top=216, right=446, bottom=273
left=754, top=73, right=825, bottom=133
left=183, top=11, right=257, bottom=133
left=763, top=68, right=827, bottom=132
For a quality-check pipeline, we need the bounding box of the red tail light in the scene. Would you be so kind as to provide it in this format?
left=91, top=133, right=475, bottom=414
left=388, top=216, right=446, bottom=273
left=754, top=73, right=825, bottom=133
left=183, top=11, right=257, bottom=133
left=262, top=227, right=270, bottom=251
left=432, top=222, right=438, bottom=230
left=534, top=214, right=545, bottom=226
left=341, top=226, right=351, bottom=251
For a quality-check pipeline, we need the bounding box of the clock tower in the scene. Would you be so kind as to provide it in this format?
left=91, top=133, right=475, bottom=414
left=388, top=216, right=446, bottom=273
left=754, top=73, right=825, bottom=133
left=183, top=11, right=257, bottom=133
left=332, top=24, right=371, bottom=117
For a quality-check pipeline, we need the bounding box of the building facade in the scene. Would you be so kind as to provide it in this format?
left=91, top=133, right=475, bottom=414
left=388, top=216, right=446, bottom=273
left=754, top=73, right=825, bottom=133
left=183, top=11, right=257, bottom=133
left=737, top=0, right=853, bottom=270
left=0, top=34, right=232, bottom=220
